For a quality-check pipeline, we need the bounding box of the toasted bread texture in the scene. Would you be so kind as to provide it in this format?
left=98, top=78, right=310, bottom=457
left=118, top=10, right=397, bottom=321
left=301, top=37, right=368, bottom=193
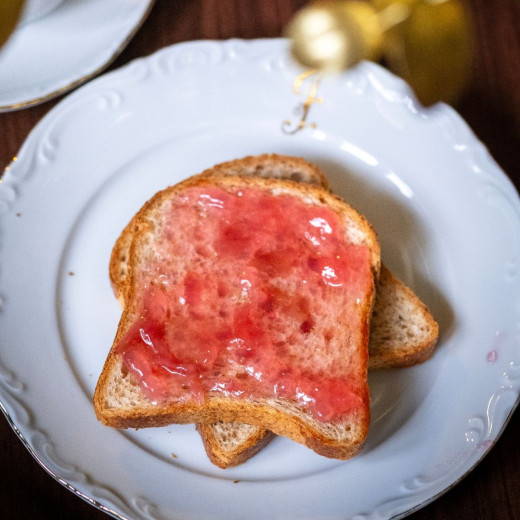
left=95, top=170, right=380, bottom=460
left=105, top=154, right=438, bottom=468
left=196, top=421, right=275, bottom=469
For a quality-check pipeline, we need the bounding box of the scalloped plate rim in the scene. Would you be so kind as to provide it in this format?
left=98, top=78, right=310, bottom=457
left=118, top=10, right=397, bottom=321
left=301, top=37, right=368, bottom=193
left=0, top=38, right=519, bottom=520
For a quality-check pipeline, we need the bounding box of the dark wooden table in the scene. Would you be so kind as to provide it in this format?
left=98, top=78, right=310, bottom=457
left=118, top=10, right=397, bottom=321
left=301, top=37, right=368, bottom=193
left=1, top=1, right=519, bottom=518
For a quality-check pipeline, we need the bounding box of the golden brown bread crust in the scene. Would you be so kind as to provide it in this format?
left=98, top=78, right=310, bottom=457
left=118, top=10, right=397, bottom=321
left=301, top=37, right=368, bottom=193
left=95, top=170, right=379, bottom=460
left=96, top=387, right=369, bottom=459
left=199, top=154, right=330, bottom=188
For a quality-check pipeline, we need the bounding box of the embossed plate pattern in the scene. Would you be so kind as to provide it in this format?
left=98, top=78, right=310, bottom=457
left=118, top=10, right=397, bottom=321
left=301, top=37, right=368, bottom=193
left=1, top=39, right=519, bottom=519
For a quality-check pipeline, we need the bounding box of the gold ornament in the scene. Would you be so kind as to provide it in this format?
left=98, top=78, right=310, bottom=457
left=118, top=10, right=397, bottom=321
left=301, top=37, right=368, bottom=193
left=285, top=0, right=474, bottom=105
left=286, top=1, right=384, bottom=72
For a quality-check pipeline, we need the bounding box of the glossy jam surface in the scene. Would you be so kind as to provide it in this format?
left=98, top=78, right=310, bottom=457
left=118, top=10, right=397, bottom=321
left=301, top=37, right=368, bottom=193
left=117, top=186, right=373, bottom=422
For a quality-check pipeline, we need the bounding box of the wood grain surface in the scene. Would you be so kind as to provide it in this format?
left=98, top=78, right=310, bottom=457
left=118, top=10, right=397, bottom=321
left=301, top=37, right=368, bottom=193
left=0, top=1, right=519, bottom=519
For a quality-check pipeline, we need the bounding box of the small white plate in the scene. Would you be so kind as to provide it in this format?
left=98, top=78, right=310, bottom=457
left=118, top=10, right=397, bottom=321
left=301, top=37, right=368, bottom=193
left=1, top=39, right=519, bottom=520
left=0, top=0, right=154, bottom=112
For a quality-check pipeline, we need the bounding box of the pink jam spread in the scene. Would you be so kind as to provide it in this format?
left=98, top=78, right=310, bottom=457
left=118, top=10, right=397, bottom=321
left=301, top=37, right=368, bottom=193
left=116, top=185, right=373, bottom=422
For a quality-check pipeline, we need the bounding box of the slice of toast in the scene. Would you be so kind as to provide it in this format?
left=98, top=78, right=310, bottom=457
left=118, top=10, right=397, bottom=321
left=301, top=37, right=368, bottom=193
left=95, top=172, right=381, bottom=460
left=107, top=154, right=438, bottom=468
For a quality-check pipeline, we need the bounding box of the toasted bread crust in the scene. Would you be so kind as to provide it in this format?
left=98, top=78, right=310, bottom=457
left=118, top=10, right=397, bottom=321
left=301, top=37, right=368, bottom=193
left=95, top=169, right=379, bottom=460
left=199, top=154, right=330, bottom=189
left=95, top=361, right=370, bottom=459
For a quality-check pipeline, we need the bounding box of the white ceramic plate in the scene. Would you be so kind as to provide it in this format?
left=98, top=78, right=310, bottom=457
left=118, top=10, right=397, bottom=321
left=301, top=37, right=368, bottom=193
left=0, top=0, right=154, bottom=112
left=1, top=39, right=519, bottom=520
